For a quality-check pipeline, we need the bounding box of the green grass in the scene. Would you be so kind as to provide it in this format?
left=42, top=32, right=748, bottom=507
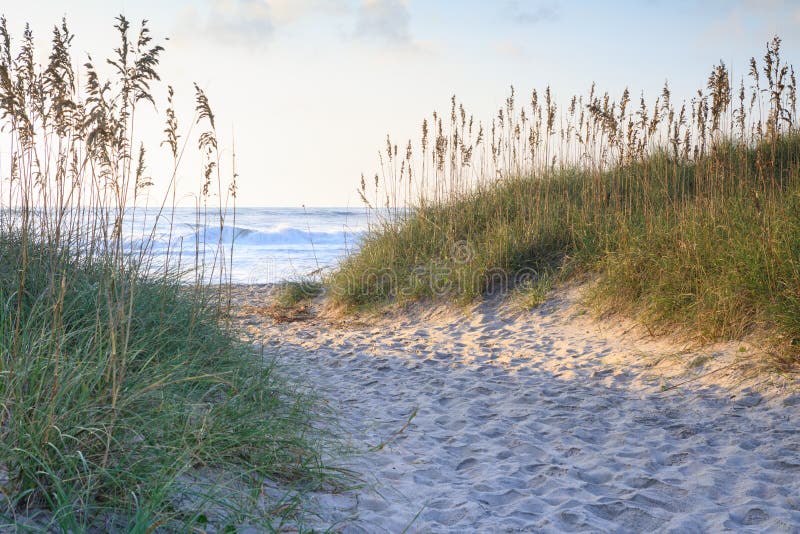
left=0, top=237, right=337, bottom=531
left=512, top=272, right=554, bottom=311
left=275, top=279, right=324, bottom=309
left=331, top=39, right=800, bottom=364
left=0, top=15, right=340, bottom=531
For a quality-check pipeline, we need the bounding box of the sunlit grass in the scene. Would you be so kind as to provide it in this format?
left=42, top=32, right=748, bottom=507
left=0, top=15, right=337, bottom=531
left=332, top=37, right=800, bottom=364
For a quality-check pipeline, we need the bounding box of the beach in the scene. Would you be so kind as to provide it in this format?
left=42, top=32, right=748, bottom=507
left=4, top=8, right=800, bottom=531
left=230, top=283, right=800, bottom=532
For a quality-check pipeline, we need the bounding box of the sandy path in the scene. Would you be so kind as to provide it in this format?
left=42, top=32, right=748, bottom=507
left=232, top=286, right=800, bottom=533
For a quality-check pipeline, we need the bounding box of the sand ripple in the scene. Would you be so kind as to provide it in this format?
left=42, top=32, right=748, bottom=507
left=231, top=285, right=800, bottom=533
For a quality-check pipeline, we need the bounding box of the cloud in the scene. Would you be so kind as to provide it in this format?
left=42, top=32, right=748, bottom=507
left=354, top=0, right=412, bottom=45
left=506, top=0, right=560, bottom=25
left=700, top=0, right=800, bottom=50
left=178, top=0, right=421, bottom=52
left=180, top=0, right=350, bottom=48
left=268, top=0, right=350, bottom=25
left=205, top=0, right=275, bottom=47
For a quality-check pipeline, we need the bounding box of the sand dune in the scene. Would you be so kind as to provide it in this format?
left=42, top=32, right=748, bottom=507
left=231, top=285, right=800, bottom=533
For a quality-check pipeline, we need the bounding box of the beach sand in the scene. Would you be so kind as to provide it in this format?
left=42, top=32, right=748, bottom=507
left=230, top=284, right=800, bottom=533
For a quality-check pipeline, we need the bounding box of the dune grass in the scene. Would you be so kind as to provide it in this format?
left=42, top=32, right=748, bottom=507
left=275, top=279, right=324, bottom=309
left=0, top=16, right=337, bottom=531
left=331, top=37, right=800, bottom=364
left=0, top=240, right=334, bottom=530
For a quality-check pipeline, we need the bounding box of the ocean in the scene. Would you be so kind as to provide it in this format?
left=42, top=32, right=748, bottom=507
left=134, top=206, right=372, bottom=284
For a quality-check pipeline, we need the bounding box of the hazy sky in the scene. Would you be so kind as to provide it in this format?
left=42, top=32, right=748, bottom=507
left=2, top=1, right=800, bottom=206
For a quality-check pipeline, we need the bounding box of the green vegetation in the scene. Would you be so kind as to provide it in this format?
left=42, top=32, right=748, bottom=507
left=331, top=37, right=800, bottom=363
left=0, top=16, right=334, bottom=531
left=513, top=272, right=554, bottom=311
left=264, top=279, right=324, bottom=323
left=275, top=279, right=324, bottom=309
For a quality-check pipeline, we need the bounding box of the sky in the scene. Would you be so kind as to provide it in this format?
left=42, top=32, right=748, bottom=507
left=1, top=1, right=800, bottom=207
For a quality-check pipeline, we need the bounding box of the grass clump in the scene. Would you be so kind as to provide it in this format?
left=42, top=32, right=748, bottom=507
left=0, top=241, right=330, bottom=530
left=263, top=279, right=324, bottom=323
left=332, top=37, right=800, bottom=363
left=0, top=16, right=335, bottom=531
left=513, top=272, right=554, bottom=311
left=276, top=279, right=324, bottom=309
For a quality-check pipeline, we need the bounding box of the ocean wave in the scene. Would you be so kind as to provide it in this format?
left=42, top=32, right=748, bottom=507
left=173, top=224, right=362, bottom=247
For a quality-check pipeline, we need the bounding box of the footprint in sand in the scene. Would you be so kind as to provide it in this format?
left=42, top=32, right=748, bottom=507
left=248, top=287, right=800, bottom=533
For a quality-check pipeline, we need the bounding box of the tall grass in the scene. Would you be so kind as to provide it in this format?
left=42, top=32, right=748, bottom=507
left=332, top=37, right=800, bottom=362
left=0, top=16, right=333, bottom=530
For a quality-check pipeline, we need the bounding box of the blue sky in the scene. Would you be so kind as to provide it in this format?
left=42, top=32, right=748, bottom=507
left=2, top=1, right=799, bottom=206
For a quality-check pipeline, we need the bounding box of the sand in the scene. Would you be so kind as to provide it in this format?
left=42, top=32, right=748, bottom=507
left=231, top=284, right=800, bottom=533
